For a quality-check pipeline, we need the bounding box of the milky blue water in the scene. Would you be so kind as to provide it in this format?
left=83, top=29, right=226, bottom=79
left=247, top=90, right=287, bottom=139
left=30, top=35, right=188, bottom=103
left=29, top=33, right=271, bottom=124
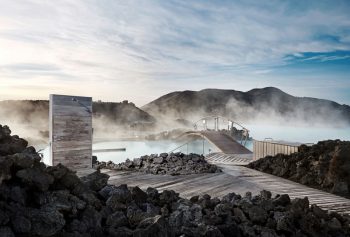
left=41, top=138, right=222, bottom=164
left=246, top=124, right=350, bottom=144
left=40, top=125, right=350, bottom=165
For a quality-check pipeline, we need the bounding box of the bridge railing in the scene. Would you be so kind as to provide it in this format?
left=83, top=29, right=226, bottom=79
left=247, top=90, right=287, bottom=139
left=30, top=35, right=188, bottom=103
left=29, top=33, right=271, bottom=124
left=192, top=116, right=250, bottom=146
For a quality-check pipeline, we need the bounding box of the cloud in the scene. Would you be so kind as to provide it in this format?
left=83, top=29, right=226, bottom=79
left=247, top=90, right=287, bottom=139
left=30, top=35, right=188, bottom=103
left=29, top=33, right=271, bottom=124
left=0, top=0, right=349, bottom=105
left=301, top=54, right=350, bottom=62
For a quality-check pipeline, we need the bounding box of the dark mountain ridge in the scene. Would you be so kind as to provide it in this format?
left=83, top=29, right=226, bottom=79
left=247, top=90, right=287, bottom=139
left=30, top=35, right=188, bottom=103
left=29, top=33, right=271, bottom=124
left=142, top=87, right=350, bottom=126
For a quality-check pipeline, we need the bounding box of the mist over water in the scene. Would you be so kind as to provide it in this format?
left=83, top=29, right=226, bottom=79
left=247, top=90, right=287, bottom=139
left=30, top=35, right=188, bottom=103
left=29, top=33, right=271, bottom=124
left=2, top=89, right=350, bottom=166
left=245, top=124, right=350, bottom=143
left=40, top=139, right=220, bottom=164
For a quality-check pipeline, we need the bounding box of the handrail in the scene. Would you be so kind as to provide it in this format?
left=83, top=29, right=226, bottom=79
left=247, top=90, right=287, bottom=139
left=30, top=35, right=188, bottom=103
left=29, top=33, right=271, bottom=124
left=193, top=115, right=249, bottom=132
left=168, top=141, right=191, bottom=154
left=192, top=115, right=250, bottom=146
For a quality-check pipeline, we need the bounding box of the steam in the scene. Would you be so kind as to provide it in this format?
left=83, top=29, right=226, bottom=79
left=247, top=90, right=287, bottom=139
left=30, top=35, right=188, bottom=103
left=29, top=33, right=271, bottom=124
left=0, top=100, right=189, bottom=146
left=224, top=97, right=350, bottom=127
left=1, top=88, right=350, bottom=147
left=0, top=100, right=49, bottom=145
left=142, top=88, right=350, bottom=129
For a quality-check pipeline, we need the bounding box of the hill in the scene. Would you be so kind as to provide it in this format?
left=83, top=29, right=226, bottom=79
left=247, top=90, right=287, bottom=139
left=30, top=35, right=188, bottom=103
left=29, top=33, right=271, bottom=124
left=0, top=100, right=155, bottom=144
left=142, top=87, right=350, bottom=126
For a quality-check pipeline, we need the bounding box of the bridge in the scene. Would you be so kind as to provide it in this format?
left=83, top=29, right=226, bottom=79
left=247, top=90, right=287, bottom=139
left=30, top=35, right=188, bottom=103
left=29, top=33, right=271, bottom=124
left=183, top=130, right=252, bottom=154
left=173, top=116, right=253, bottom=163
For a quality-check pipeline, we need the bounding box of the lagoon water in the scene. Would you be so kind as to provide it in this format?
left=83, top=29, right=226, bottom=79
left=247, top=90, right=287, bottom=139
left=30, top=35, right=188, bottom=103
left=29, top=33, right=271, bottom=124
left=39, top=125, right=350, bottom=165
left=246, top=124, right=350, bottom=144
left=40, top=139, right=222, bottom=164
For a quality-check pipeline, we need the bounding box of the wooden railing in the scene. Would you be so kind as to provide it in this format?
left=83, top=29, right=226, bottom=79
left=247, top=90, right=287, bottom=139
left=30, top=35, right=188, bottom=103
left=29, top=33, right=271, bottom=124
left=253, top=140, right=299, bottom=160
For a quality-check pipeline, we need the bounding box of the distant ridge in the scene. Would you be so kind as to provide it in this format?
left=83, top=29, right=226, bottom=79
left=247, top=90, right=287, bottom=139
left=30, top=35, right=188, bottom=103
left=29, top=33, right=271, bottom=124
left=0, top=100, right=155, bottom=143
left=142, top=87, right=350, bottom=126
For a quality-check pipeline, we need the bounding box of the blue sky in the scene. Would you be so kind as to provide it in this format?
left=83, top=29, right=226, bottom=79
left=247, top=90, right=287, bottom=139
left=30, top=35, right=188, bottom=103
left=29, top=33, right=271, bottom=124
left=0, top=0, right=349, bottom=105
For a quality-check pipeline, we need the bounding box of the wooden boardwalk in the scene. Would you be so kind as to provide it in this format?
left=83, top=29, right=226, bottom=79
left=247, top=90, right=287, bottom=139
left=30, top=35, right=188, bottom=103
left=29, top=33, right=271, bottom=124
left=205, top=152, right=253, bottom=165
left=102, top=163, right=350, bottom=215
left=185, top=131, right=252, bottom=154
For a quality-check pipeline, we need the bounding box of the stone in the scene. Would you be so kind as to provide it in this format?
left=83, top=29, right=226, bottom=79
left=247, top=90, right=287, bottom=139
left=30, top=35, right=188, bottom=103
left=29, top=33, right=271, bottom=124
left=190, top=195, right=199, bottom=203
left=131, top=186, right=148, bottom=204
left=248, top=140, right=350, bottom=198
left=233, top=208, right=247, bottom=223
left=16, top=168, right=54, bottom=191
left=274, top=212, right=294, bottom=233
left=99, top=185, right=116, bottom=200
left=134, top=215, right=172, bottom=237
left=291, top=197, right=309, bottom=215
left=9, top=186, right=27, bottom=205
left=94, top=152, right=221, bottom=175
left=80, top=170, right=109, bottom=192
left=273, top=194, right=291, bottom=206
left=106, top=211, right=128, bottom=228
left=153, top=156, right=164, bottom=164
left=221, top=192, right=237, bottom=203
left=0, top=209, right=9, bottom=225
left=127, top=203, right=148, bottom=227
left=106, top=184, right=132, bottom=207
left=248, top=206, right=268, bottom=224
left=328, top=217, right=342, bottom=230
left=0, top=156, right=14, bottom=184
left=159, top=190, right=179, bottom=205
left=30, top=207, right=65, bottom=236
left=332, top=182, right=349, bottom=194
left=214, top=203, right=231, bottom=216
left=260, top=190, right=272, bottom=200
left=79, top=205, right=102, bottom=231
left=0, top=227, right=15, bottom=237
left=46, top=163, right=69, bottom=179
left=108, top=226, right=133, bottom=237
left=311, top=204, right=327, bottom=219
left=11, top=215, right=31, bottom=233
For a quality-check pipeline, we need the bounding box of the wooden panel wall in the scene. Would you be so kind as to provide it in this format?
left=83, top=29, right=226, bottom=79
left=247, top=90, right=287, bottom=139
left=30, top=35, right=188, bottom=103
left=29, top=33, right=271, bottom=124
left=253, top=140, right=299, bottom=161
left=50, top=94, right=92, bottom=170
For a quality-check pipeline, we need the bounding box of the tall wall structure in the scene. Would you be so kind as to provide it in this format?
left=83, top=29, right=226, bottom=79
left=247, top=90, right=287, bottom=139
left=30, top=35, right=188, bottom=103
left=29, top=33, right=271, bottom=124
left=49, top=94, right=92, bottom=170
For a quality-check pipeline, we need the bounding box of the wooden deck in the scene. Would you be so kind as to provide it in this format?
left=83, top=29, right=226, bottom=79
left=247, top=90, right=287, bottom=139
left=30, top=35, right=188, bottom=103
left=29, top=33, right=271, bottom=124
left=205, top=152, right=253, bottom=165
left=102, top=164, right=350, bottom=215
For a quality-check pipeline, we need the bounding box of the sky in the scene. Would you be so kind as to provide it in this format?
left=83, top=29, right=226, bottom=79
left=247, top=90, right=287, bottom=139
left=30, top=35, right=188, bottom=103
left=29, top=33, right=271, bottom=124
left=0, top=0, right=350, bottom=106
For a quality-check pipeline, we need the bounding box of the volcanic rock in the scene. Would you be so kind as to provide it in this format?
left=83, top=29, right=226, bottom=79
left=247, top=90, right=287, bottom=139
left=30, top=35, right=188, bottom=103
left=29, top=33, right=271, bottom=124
left=0, top=125, right=350, bottom=236
left=248, top=140, right=350, bottom=198
left=94, top=152, right=221, bottom=175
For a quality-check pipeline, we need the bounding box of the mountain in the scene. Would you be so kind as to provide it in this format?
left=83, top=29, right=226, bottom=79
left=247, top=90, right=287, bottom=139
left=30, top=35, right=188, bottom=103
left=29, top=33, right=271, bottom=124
left=0, top=100, right=155, bottom=143
left=142, top=87, right=350, bottom=126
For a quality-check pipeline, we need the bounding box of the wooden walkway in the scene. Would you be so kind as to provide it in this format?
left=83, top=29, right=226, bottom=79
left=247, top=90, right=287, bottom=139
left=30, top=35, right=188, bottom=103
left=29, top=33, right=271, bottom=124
left=185, top=131, right=252, bottom=154
left=102, top=164, right=350, bottom=215
left=205, top=152, right=253, bottom=165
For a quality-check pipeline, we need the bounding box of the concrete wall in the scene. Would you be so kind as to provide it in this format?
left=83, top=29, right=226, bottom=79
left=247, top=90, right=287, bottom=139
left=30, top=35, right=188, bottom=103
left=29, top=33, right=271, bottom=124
left=253, top=140, right=299, bottom=160
left=49, top=94, right=92, bottom=170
